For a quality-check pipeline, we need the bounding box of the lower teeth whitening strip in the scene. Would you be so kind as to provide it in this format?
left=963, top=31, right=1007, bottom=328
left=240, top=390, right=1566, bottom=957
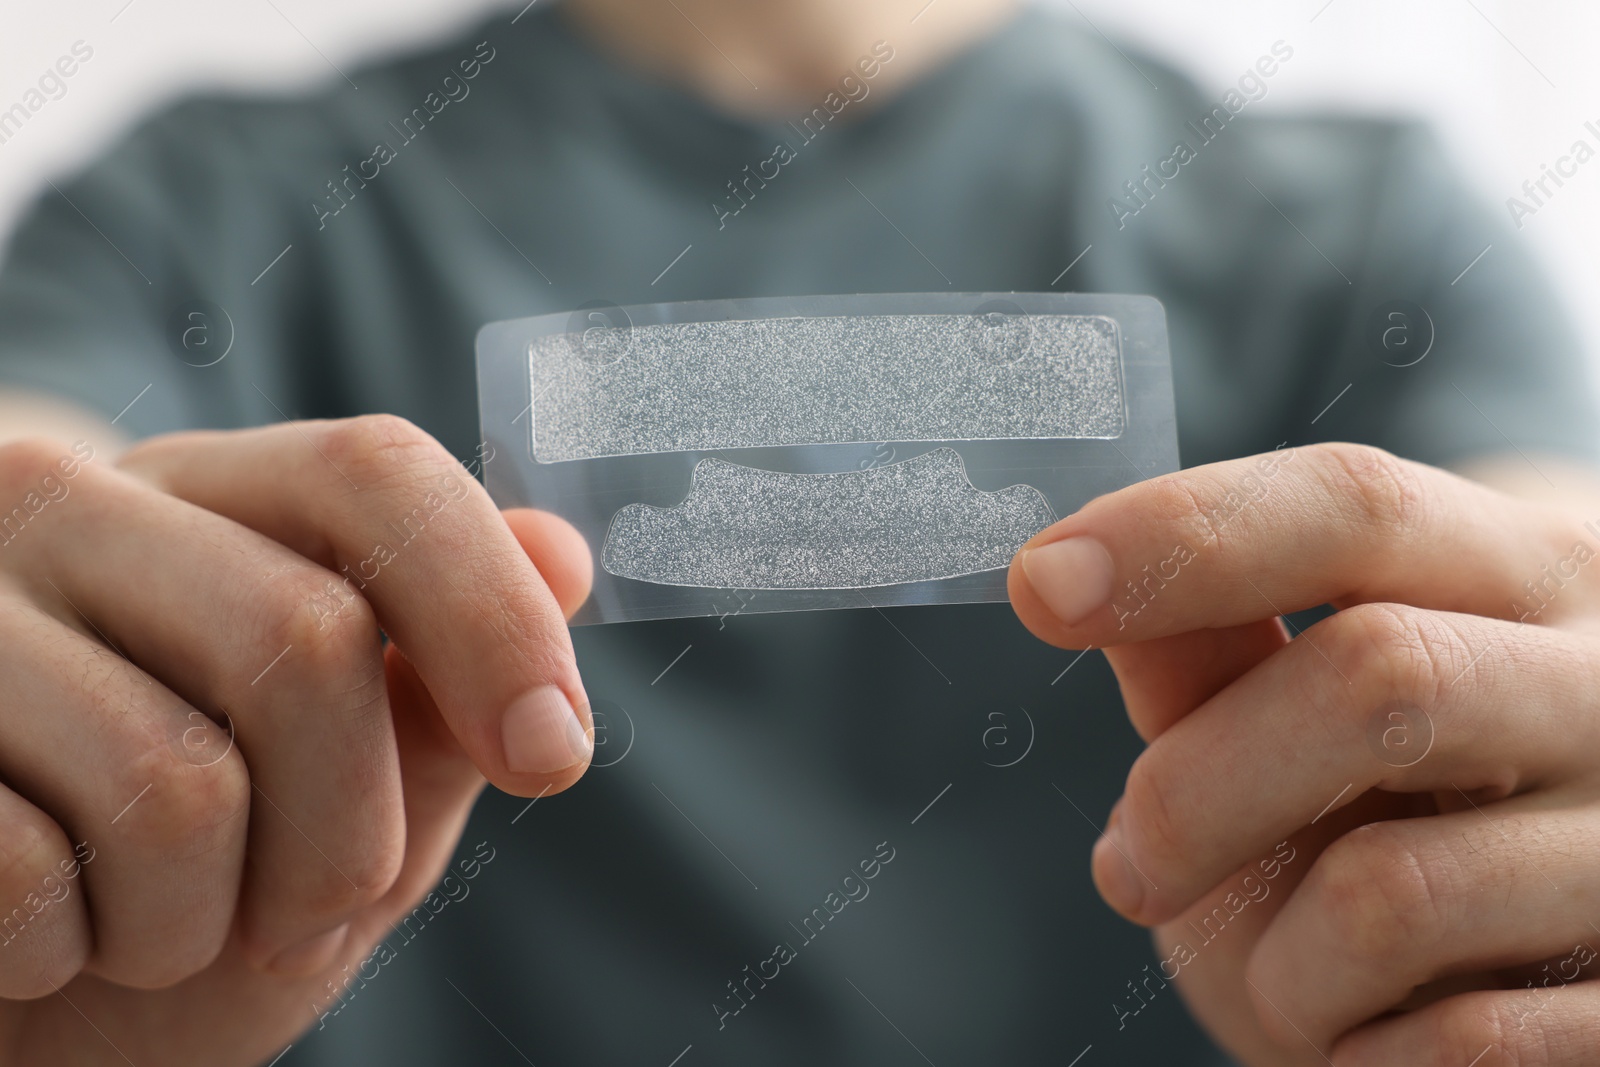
left=477, top=293, right=1177, bottom=625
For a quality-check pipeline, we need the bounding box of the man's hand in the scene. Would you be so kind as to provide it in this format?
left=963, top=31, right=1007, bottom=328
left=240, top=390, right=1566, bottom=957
left=1009, top=442, right=1600, bottom=1065
left=0, top=416, right=593, bottom=1065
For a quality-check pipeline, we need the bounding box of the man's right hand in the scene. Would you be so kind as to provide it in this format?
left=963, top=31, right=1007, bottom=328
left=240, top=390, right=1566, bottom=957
left=0, top=415, right=593, bottom=1066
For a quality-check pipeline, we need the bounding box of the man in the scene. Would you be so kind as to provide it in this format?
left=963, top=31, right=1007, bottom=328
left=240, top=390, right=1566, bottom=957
left=1, top=0, right=1598, bottom=1063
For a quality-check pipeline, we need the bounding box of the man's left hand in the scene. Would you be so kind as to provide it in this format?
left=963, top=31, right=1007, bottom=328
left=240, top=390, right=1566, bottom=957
left=1010, top=442, right=1600, bottom=1066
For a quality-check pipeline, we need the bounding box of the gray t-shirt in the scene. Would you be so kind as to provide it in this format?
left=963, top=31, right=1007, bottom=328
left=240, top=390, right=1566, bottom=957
left=1, top=5, right=1593, bottom=1065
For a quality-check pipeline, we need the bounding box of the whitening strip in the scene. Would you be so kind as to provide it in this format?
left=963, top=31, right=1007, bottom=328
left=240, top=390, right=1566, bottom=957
left=478, top=293, right=1177, bottom=625
left=529, top=314, right=1123, bottom=462
left=602, top=448, right=1055, bottom=589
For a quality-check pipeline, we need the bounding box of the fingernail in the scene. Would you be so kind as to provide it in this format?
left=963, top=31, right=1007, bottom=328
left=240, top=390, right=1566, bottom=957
left=502, top=685, right=592, bottom=774
left=1093, top=822, right=1147, bottom=918
left=266, top=922, right=349, bottom=978
left=1020, top=537, right=1115, bottom=625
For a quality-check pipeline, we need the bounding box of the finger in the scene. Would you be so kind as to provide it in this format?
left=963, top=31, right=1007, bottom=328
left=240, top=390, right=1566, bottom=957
left=363, top=642, right=485, bottom=915
left=502, top=508, right=592, bottom=620
left=1332, top=981, right=1600, bottom=1066
left=0, top=588, right=248, bottom=989
left=119, top=417, right=594, bottom=794
left=3, top=446, right=407, bottom=976
left=0, top=781, right=91, bottom=999
left=1105, top=618, right=1289, bottom=741
left=292, top=646, right=487, bottom=1041
left=1143, top=790, right=1393, bottom=1066
left=1249, top=803, right=1600, bottom=1050
left=1091, top=604, right=1600, bottom=923
left=1007, top=442, right=1592, bottom=648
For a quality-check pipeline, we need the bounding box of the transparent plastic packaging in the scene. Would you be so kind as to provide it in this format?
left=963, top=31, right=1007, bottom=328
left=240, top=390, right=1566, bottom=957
left=477, top=293, right=1177, bottom=625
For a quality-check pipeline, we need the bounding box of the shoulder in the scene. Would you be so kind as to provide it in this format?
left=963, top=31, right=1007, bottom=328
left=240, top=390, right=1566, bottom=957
left=1231, top=113, right=1449, bottom=202
left=61, top=15, right=523, bottom=191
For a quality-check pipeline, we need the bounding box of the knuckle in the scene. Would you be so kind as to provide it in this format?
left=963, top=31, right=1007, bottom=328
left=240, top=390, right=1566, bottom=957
left=121, top=736, right=251, bottom=853
left=316, top=414, right=451, bottom=491
left=1314, top=602, right=1449, bottom=709
left=257, top=570, right=391, bottom=756
left=0, top=810, right=68, bottom=893
left=0, top=438, right=88, bottom=528
left=1312, top=824, right=1448, bottom=965
left=1427, top=994, right=1555, bottom=1067
left=301, top=839, right=403, bottom=918
left=304, top=764, right=406, bottom=920
left=1134, top=474, right=1225, bottom=556
left=1242, top=952, right=1307, bottom=1049
left=0, top=437, right=71, bottom=489
left=351, top=830, right=406, bottom=904
left=262, top=566, right=381, bottom=673
left=1119, top=752, right=1189, bottom=869
left=0, top=928, right=88, bottom=1000
left=1311, top=442, right=1427, bottom=535
left=0, top=816, right=84, bottom=988
left=0, top=953, right=88, bottom=1002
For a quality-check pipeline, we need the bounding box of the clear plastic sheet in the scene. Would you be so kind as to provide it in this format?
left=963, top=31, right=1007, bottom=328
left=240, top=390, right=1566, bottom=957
left=477, top=293, right=1177, bottom=625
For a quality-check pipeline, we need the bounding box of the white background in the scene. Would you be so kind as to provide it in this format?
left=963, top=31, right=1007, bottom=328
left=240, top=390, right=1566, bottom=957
left=3, top=0, right=1598, bottom=360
